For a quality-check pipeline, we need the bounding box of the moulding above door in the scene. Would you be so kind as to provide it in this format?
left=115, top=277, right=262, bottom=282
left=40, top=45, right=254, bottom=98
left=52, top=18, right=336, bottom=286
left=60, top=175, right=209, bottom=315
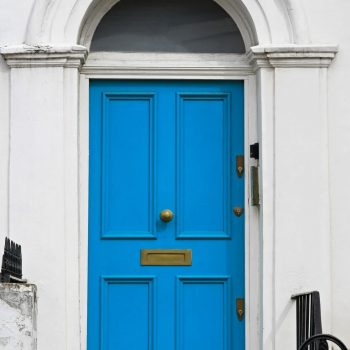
left=0, top=44, right=338, bottom=72
left=82, top=52, right=254, bottom=78
left=0, top=44, right=88, bottom=68
left=247, top=45, right=339, bottom=70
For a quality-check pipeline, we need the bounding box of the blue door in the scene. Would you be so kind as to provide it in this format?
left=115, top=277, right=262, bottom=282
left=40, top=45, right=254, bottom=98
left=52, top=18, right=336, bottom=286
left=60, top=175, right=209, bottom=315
left=88, top=80, right=244, bottom=350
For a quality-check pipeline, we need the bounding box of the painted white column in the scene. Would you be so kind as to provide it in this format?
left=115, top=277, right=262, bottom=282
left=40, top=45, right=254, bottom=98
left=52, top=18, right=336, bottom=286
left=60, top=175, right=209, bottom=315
left=250, top=46, right=337, bottom=350
left=0, top=45, right=87, bottom=350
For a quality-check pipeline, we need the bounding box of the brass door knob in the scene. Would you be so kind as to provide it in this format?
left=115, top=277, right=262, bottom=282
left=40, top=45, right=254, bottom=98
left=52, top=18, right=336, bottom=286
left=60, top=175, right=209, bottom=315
left=160, top=209, right=174, bottom=222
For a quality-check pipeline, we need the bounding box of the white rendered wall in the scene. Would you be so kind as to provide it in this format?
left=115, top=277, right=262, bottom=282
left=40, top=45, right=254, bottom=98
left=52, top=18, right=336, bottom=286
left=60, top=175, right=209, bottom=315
left=0, top=0, right=34, bottom=256
left=0, top=0, right=349, bottom=349
left=293, top=1, right=350, bottom=345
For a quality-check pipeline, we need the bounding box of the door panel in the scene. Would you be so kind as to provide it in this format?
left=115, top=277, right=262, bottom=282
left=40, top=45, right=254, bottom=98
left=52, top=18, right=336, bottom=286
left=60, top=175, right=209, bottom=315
left=101, top=277, right=155, bottom=349
left=176, top=277, right=231, bottom=350
left=88, top=80, right=244, bottom=350
left=101, top=94, right=156, bottom=238
left=176, top=94, right=231, bottom=238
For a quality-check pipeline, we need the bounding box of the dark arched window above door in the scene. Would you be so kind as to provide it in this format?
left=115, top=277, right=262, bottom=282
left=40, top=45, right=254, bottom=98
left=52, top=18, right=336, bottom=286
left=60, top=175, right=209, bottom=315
left=90, top=0, right=246, bottom=53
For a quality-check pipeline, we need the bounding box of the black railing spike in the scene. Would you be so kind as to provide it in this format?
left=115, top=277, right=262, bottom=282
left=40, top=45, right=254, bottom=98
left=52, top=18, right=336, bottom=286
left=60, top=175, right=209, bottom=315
left=0, top=237, right=24, bottom=283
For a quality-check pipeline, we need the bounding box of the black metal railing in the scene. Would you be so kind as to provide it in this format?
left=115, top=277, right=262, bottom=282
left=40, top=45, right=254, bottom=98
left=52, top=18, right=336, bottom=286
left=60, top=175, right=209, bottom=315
left=0, top=237, right=25, bottom=283
left=292, top=291, right=347, bottom=350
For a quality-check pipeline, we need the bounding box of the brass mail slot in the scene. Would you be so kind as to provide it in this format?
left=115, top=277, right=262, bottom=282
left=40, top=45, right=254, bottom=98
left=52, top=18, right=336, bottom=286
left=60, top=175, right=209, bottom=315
left=141, top=249, right=192, bottom=266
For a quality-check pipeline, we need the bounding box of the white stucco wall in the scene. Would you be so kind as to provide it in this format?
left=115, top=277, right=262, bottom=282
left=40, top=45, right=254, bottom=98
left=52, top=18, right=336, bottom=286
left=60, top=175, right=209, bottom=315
left=0, top=1, right=349, bottom=349
left=302, top=1, right=350, bottom=342
left=0, top=0, right=35, bottom=256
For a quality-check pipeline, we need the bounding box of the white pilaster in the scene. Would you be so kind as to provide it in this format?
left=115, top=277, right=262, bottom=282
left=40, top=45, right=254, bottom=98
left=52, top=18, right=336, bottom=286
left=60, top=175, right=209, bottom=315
left=249, top=45, right=337, bottom=350
left=0, top=44, right=87, bottom=350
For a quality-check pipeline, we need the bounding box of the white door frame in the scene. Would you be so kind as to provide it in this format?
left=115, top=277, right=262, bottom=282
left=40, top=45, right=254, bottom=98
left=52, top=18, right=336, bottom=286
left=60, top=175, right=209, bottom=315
left=78, top=51, right=260, bottom=350
left=0, top=43, right=337, bottom=349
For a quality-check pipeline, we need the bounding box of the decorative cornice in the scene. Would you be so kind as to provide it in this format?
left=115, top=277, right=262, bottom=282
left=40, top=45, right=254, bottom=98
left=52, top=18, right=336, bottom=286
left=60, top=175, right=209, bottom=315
left=1, top=44, right=338, bottom=71
left=247, top=45, right=338, bottom=70
left=0, top=44, right=88, bottom=68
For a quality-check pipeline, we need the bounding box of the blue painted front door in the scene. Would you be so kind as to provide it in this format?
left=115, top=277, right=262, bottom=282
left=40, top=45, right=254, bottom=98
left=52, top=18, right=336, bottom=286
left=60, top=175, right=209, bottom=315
left=88, top=80, right=244, bottom=350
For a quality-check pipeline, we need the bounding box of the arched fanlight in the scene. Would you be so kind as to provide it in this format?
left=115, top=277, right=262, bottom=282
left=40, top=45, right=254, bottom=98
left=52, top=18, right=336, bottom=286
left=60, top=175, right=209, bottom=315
left=90, top=0, right=246, bottom=53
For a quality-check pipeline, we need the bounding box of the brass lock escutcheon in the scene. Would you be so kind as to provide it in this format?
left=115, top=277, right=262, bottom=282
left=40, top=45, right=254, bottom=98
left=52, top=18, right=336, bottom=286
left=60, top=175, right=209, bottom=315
left=236, top=298, right=245, bottom=321
left=236, top=155, right=244, bottom=177
left=160, top=209, right=174, bottom=222
left=233, top=207, right=244, bottom=217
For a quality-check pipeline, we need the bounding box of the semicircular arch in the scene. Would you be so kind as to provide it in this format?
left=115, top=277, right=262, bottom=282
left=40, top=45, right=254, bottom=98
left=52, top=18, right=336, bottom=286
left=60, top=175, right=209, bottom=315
left=25, top=0, right=310, bottom=50
left=78, top=0, right=259, bottom=51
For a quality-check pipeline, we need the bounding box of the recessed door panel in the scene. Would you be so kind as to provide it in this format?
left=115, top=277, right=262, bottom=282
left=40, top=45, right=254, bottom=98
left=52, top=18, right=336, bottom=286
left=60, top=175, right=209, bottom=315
left=88, top=80, right=244, bottom=350
left=176, top=94, right=231, bottom=239
left=101, top=277, right=155, bottom=350
left=176, top=277, right=230, bottom=350
left=101, top=94, right=155, bottom=239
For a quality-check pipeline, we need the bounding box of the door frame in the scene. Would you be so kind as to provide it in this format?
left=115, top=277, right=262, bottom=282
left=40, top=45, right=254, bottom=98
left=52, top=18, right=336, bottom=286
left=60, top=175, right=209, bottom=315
left=79, top=51, right=260, bottom=349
